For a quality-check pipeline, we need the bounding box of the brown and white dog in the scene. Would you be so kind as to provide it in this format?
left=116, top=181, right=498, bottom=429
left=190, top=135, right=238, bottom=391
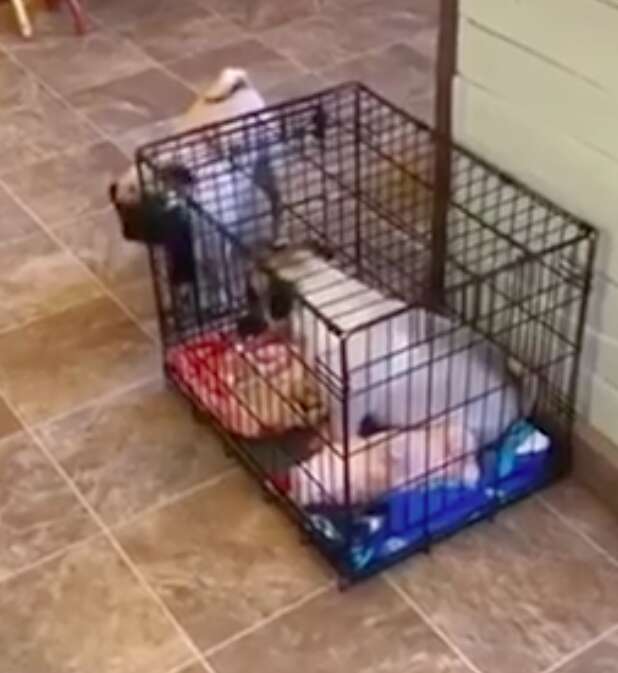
left=109, top=67, right=287, bottom=310
left=109, top=67, right=281, bottom=239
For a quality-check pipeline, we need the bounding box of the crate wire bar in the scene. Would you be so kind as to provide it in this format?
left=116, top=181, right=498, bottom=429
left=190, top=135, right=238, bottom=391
left=137, top=83, right=597, bottom=584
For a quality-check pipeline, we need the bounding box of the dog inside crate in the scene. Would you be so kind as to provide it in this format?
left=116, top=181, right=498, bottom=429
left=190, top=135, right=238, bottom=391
left=134, top=83, right=595, bottom=581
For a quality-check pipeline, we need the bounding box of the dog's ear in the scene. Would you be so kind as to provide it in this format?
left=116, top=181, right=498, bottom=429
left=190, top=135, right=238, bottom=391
left=159, top=163, right=195, bottom=190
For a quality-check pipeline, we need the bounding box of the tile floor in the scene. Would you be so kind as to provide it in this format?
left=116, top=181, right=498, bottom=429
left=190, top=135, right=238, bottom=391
left=0, top=1, right=617, bottom=672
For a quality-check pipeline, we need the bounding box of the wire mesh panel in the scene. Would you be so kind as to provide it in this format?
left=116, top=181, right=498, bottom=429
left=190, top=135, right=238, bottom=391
left=136, top=82, right=597, bottom=583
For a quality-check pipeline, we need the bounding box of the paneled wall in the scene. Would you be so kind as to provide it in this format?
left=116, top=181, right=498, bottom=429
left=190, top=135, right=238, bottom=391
left=454, top=0, right=618, bottom=441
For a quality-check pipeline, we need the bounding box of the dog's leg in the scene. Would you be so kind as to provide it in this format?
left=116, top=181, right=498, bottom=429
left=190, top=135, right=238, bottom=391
left=220, top=240, right=237, bottom=310
left=253, top=146, right=287, bottom=247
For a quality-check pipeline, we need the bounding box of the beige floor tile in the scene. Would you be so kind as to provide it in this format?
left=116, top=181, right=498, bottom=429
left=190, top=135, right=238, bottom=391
left=258, top=15, right=363, bottom=71
left=85, top=0, right=205, bottom=28
left=67, top=67, right=195, bottom=137
left=112, top=276, right=158, bottom=335
left=117, top=471, right=330, bottom=651
left=3, top=142, right=127, bottom=227
left=0, top=396, right=22, bottom=440
left=554, top=629, right=618, bottom=673
left=39, top=379, right=232, bottom=526
left=0, top=184, right=39, bottom=243
left=391, top=500, right=618, bottom=673
left=0, top=296, right=157, bottom=425
left=118, top=5, right=243, bottom=65
left=316, top=0, right=432, bottom=60
left=13, top=30, right=152, bottom=96
left=55, top=208, right=157, bottom=330
left=115, top=118, right=180, bottom=157
left=322, top=43, right=435, bottom=123
left=168, top=38, right=305, bottom=93
left=0, top=55, right=100, bottom=174
left=264, top=73, right=327, bottom=106
left=0, top=536, right=193, bottom=673
left=0, top=230, right=102, bottom=332
left=1, top=51, right=36, bottom=108
left=543, top=480, right=618, bottom=563
left=176, top=663, right=208, bottom=673
left=0, top=431, right=96, bottom=581
left=211, top=580, right=472, bottom=673
left=204, top=0, right=317, bottom=30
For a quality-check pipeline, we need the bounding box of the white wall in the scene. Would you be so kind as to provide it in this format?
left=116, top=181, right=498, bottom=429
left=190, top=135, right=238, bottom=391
left=454, top=0, right=618, bottom=440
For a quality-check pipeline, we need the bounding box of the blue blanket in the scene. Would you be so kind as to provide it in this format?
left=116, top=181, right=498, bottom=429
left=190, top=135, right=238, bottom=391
left=304, top=421, right=552, bottom=575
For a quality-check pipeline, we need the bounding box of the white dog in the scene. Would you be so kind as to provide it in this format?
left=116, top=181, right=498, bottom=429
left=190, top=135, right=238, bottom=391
left=241, top=246, right=534, bottom=457
left=109, top=67, right=279, bottom=229
left=109, top=67, right=287, bottom=315
left=282, top=420, right=480, bottom=506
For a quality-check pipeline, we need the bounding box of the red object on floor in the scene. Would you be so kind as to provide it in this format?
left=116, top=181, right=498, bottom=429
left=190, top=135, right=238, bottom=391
left=46, top=0, right=88, bottom=34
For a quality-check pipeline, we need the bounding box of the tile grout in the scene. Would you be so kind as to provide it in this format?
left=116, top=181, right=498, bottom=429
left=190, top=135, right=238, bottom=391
left=115, top=13, right=314, bottom=98
left=537, top=494, right=618, bottom=569
left=204, top=581, right=335, bottom=659
left=0, top=176, right=156, bottom=343
left=32, top=371, right=161, bottom=431
left=0, top=288, right=106, bottom=338
left=164, top=653, right=209, bottom=673
left=109, top=465, right=240, bottom=534
left=384, top=574, right=486, bottom=673
left=2, top=48, right=133, bottom=158
left=0, top=394, right=215, bottom=673
left=0, top=529, right=105, bottom=588
left=0, top=48, right=165, bottom=341
left=532, top=495, right=618, bottom=670
left=540, top=622, right=618, bottom=673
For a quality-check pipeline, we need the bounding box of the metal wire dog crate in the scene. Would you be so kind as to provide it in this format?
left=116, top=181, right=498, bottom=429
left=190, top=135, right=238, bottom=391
left=136, top=82, right=597, bottom=584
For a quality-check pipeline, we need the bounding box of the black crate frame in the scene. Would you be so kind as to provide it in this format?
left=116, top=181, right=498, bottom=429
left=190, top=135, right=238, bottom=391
left=136, top=82, right=597, bottom=585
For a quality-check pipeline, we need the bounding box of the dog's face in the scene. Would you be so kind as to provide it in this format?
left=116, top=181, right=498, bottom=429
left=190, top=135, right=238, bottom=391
left=237, top=261, right=296, bottom=338
left=237, top=243, right=334, bottom=339
left=109, top=163, right=194, bottom=243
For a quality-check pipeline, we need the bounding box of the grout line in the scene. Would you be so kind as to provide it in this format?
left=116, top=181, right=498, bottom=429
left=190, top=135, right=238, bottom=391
left=537, top=495, right=618, bottom=570
left=164, top=654, right=209, bottom=673
left=317, top=36, right=435, bottom=77
left=0, top=291, right=107, bottom=338
left=1, top=50, right=157, bottom=342
left=2, top=395, right=214, bottom=672
left=33, top=372, right=160, bottom=431
left=204, top=581, right=334, bottom=658
left=0, top=529, right=105, bottom=588
left=163, top=655, right=203, bottom=673
left=125, top=18, right=313, bottom=97
left=110, top=466, right=240, bottom=533
left=0, top=178, right=156, bottom=344
left=384, top=574, right=486, bottom=673
left=2, top=49, right=133, bottom=158
left=541, top=622, right=618, bottom=673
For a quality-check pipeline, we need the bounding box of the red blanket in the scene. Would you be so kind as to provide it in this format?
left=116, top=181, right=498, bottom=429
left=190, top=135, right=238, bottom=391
left=166, top=331, right=327, bottom=438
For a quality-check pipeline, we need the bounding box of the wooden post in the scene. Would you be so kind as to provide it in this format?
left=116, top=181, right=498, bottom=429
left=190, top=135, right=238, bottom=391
left=431, top=0, right=459, bottom=305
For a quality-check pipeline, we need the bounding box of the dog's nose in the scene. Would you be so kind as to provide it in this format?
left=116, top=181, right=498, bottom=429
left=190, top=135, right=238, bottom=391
left=109, top=182, right=118, bottom=203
